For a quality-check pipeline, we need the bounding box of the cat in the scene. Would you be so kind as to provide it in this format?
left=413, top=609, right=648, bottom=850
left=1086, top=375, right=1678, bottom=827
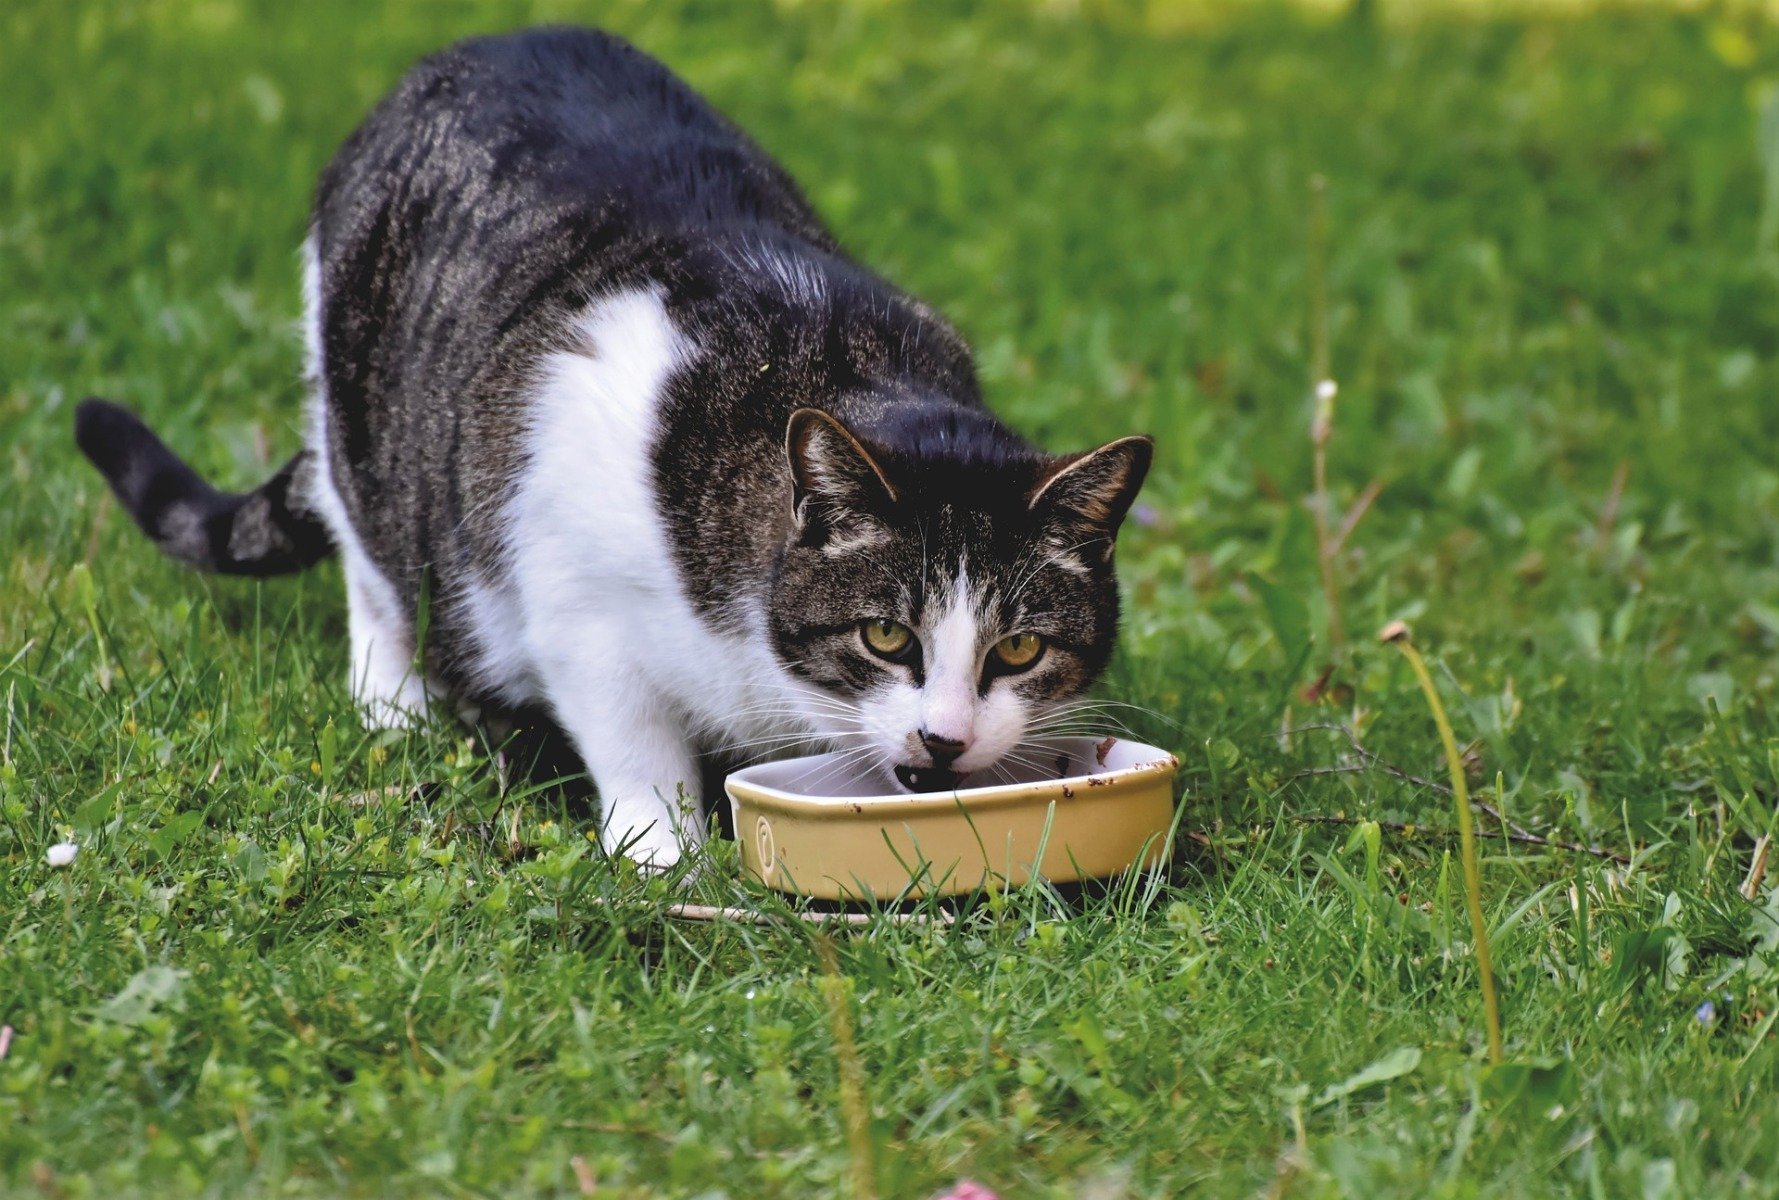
left=74, top=26, right=1152, bottom=870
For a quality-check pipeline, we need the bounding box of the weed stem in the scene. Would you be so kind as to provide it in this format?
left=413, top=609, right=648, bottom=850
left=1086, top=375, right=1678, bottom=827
left=817, top=936, right=878, bottom=1200
left=1307, top=175, right=1345, bottom=651
left=1381, top=624, right=1503, bottom=1064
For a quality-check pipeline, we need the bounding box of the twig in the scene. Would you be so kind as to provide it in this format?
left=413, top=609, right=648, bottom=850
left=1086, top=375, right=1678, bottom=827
left=1332, top=478, right=1385, bottom=554
left=490, top=1114, right=674, bottom=1143
left=1282, top=723, right=1630, bottom=864
left=1743, top=835, right=1772, bottom=902
left=1595, top=458, right=1631, bottom=554
left=234, top=1104, right=260, bottom=1165
left=570, top=1156, right=598, bottom=1196
left=29, top=1162, right=62, bottom=1200
left=589, top=897, right=951, bottom=927
left=1290, top=812, right=1623, bottom=861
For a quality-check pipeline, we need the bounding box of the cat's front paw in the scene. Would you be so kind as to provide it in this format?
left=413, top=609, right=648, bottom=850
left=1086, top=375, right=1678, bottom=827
left=600, top=807, right=700, bottom=875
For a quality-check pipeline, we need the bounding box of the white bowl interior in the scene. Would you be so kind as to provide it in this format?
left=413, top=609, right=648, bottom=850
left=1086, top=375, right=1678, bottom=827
left=726, top=735, right=1172, bottom=801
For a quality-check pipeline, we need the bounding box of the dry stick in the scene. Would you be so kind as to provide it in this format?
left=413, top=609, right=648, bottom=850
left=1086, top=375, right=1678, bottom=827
left=1282, top=723, right=1630, bottom=864
left=816, top=935, right=879, bottom=1200
left=29, top=1162, right=62, bottom=1200
left=490, top=1114, right=675, bottom=1143
left=1306, top=174, right=1344, bottom=652
left=1332, top=478, right=1385, bottom=555
left=1290, top=810, right=1622, bottom=862
left=1743, top=835, right=1772, bottom=902
left=1380, top=622, right=1503, bottom=1065
left=588, top=897, right=951, bottom=927
left=570, top=1156, right=598, bottom=1197
left=233, top=1105, right=260, bottom=1165
left=1595, top=458, right=1631, bottom=554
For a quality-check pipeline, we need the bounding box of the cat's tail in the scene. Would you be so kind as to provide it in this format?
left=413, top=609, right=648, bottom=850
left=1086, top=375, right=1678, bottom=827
left=74, top=398, right=334, bottom=576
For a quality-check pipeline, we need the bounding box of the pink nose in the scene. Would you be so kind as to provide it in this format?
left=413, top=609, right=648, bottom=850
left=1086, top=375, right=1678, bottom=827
left=920, top=730, right=968, bottom=768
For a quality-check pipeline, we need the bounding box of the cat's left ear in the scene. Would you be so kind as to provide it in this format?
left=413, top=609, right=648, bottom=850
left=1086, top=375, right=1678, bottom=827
left=1028, top=435, right=1154, bottom=556
left=785, top=408, right=898, bottom=536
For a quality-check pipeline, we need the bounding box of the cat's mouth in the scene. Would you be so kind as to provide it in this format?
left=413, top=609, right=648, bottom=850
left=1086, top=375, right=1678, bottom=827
left=893, top=764, right=970, bottom=793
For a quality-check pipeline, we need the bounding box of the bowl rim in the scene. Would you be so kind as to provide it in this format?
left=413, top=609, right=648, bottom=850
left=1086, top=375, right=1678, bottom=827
left=724, top=736, right=1179, bottom=820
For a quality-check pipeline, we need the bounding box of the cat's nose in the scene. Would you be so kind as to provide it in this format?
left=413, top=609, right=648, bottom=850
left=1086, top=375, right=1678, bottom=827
left=919, top=730, right=968, bottom=768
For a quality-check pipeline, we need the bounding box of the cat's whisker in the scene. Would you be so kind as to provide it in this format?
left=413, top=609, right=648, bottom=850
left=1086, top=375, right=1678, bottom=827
left=715, top=731, right=851, bottom=757
left=712, top=703, right=860, bottom=728
left=1027, top=697, right=1179, bottom=733
left=1056, top=697, right=1183, bottom=725
left=799, top=745, right=889, bottom=792
left=991, top=749, right=1054, bottom=781
left=1022, top=714, right=1139, bottom=737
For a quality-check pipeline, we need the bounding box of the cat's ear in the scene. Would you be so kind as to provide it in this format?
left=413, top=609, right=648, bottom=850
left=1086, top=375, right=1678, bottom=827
left=785, top=408, right=898, bottom=534
left=1028, top=435, right=1153, bottom=557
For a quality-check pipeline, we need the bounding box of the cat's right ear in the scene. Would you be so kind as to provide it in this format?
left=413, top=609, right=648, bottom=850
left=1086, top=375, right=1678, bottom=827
left=785, top=409, right=898, bottom=535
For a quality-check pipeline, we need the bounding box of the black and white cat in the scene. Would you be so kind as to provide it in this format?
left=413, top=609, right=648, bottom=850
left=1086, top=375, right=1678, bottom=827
left=75, top=27, right=1152, bottom=870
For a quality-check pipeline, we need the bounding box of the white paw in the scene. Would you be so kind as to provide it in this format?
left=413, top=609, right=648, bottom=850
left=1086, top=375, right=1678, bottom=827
left=602, top=818, right=688, bottom=873
left=357, top=687, right=431, bottom=731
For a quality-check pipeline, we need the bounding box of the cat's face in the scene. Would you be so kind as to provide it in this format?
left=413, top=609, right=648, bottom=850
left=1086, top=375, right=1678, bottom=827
left=768, top=409, right=1151, bottom=792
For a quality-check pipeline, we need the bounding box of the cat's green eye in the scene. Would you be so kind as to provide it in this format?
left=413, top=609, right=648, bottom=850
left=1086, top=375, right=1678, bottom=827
left=993, top=632, right=1045, bottom=670
left=861, top=619, right=914, bottom=659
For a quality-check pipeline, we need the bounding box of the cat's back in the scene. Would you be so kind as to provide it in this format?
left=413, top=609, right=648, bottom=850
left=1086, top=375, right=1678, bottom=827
left=315, top=26, right=831, bottom=273
left=306, top=28, right=841, bottom=638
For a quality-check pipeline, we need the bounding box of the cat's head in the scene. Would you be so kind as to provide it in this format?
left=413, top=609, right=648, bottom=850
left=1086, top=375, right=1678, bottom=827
left=767, top=406, right=1151, bottom=792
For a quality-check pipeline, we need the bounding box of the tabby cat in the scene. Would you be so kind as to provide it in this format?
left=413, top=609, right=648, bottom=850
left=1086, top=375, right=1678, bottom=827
left=76, top=27, right=1152, bottom=869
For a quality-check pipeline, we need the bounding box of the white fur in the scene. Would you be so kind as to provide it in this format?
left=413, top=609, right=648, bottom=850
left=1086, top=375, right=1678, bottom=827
left=455, top=574, right=536, bottom=702
left=304, top=270, right=1040, bottom=868
left=921, top=566, right=983, bottom=748
left=302, top=237, right=435, bottom=729
left=495, top=287, right=844, bottom=868
left=727, top=240, right=826, bottom=308
left=858, top=564, right=1031, bottom=783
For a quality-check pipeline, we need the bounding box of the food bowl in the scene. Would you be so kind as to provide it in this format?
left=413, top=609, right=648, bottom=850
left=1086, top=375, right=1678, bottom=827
left=724, top=736, right=1179, bottom=900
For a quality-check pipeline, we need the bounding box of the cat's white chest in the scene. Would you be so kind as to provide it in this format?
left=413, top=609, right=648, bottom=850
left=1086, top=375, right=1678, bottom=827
left=465, top=287, right=814, bottom=755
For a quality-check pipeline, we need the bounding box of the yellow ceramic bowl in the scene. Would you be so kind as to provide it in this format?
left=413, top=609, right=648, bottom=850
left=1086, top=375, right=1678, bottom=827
left=725, top=736, right=1179, bottom=900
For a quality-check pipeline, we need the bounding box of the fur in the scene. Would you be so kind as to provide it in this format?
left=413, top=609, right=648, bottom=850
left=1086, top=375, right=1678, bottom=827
left=74, top=26, right=1152, bottom=869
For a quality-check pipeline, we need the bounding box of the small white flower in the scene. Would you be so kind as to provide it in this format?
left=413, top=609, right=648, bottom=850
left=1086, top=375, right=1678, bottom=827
left=45, top=841, right=78, bottom=869
left=1315, top=378, right=1338, bottom=403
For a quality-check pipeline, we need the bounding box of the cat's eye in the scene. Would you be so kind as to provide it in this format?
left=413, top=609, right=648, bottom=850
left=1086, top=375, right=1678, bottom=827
left=861, top=618, right=914, bottom=659
left=992, top=632, right=1045, bottom=670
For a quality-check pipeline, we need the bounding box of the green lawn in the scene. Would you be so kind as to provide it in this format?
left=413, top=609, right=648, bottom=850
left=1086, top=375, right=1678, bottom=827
left=5, top=0, right=1779, bottom=1195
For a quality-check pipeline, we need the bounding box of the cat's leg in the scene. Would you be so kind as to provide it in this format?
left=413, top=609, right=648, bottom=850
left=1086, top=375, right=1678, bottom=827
left=342, top=552, right=432, bottom=730
left=303, top=450, right=428, bottom=727
left=307, top=418, right=433, bottom=729
left=536, top=637, right=707, bottom=870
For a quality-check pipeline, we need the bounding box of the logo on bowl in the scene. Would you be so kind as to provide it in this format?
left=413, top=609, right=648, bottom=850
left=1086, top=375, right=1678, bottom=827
left=755, top=816, right=777, bottom=879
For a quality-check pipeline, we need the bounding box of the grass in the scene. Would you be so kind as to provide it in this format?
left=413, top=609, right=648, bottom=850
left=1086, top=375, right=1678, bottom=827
left=4, top=0, right=1779, bottom=1195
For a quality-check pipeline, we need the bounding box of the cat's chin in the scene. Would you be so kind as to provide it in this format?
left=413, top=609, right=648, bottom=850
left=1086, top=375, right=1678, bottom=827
left=891, top=764, right=971, bottom=794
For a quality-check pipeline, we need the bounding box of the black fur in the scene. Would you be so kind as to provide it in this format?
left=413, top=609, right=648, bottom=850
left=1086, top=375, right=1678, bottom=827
left=769, top=417, right=1150, bottom=706
left=74, top=398, right=330, bottom=576
left=302, top=27, right=1026, bottom=690
left=77, top=25, right=1150, bottom=739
